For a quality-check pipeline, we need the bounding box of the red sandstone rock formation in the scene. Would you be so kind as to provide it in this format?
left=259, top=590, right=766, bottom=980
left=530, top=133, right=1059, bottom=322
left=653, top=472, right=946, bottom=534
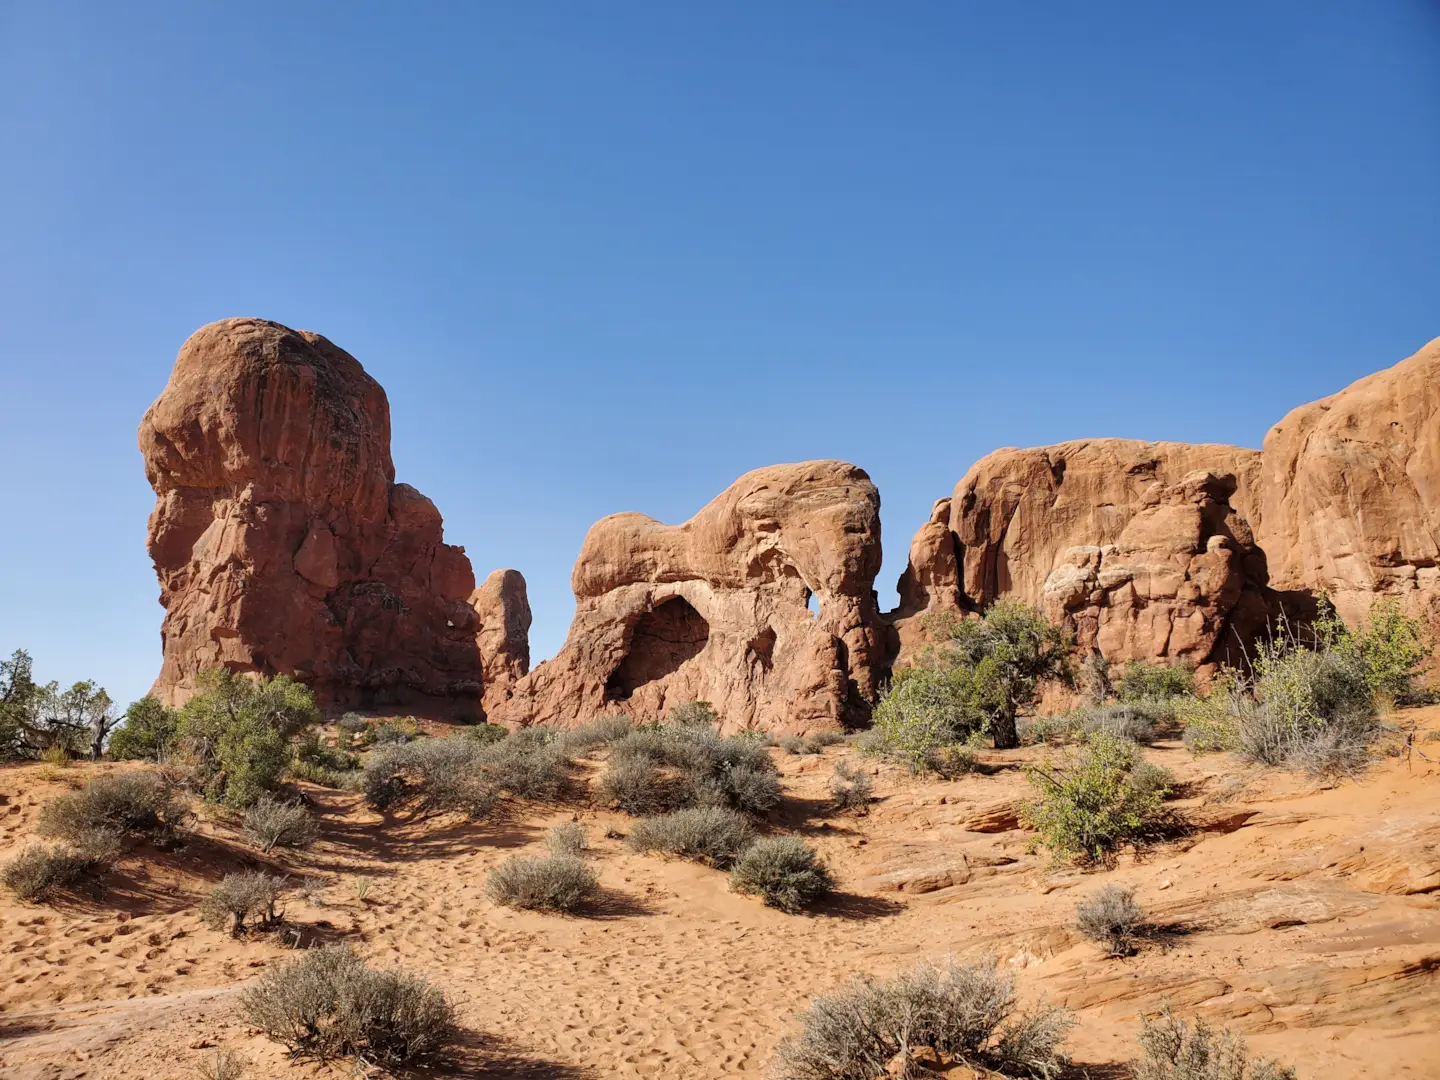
left=491, top=461, right=888, bottom=734
left=139, top=318, right=523, bottom=713
left=472, top=569, right=532, bottom=716
left=1256, top=337, right=1440, bottom=628
left=893, top=439, right=1271, bottom=665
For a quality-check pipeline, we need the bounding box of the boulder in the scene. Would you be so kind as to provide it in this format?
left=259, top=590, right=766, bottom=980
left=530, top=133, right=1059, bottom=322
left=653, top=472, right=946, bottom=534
left=1255, top=337, right=1440, bottom=629
left=491, top=461, right=889, bottom=733
left=139, top=318, right=523, bottom=713
left=893, top=439, right=1270, bottom=665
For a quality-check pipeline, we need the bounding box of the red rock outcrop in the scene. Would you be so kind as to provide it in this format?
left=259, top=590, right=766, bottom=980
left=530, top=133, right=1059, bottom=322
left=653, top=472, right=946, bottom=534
left=140, top=318, right=524, bottom=713
left=491, top=461, right=888, bottom=734
left=1255, top=337, right=1440, bottom=628
left=472, top=569, right=532, bottom=716
left=894, top=439, right=1272, bottom=665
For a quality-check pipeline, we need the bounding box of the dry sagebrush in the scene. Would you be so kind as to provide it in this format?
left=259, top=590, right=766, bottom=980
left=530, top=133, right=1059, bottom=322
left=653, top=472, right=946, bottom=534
left=774, top=956, right=1073, bottom=1079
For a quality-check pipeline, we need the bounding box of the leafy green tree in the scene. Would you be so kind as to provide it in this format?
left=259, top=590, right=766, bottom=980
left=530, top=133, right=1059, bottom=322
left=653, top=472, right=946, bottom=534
left=0, top=650, right=43, bottom=760
left=925, top=601, right=1073, bottom=749
left=176, top=670, right=318, bottom=807
left=108, top=696, right=181, bottom=761
left=32, top=681, right=116, bottom=760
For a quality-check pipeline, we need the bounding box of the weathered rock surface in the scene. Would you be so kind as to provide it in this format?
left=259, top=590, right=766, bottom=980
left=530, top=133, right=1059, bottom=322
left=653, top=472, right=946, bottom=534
left=492, top=461, right=889, bottom=733
left=472, top=569, right=532, bottom=716
left=140, top=318, right=521, bottom=713
left=894, top=439, right=1270, bottom=664
left=1255, top=337, right=1440, bottom=628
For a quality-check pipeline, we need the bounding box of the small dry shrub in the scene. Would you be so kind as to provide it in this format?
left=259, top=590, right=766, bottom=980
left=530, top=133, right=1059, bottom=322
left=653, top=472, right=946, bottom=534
left=604, top=724, right=780, bottom=815
left=829, top=761, right=873, bottom=810
left=486, top=853, right=598, bottom=912
left=1134, top=1007, right=1296, bottom=1080
left=556, top=715, right=633, bottom=753
left=778, top=735, right=809, bottom=754
left=730, top=837, right=834, bottom=913
left=1, top=833, right=119, bottom=902
left=195, top=1047, right=247, bottom=1080
left=242, top=795, right=317, bottom=853
left=38, top=770, right=186, bottom=844
left=774, top=956, right=1073, bottom=1079
left=626, top=806, right=755, bottom=867
left=596, top=757, right=689, bottom=814
left=361, top=737, right=499, bottom=818
left=547, top=821, right=586, bottom=856
left=1075, top=884, right=1147, bottom=957
left=201, top=870, right=287, bottom=934
left=240, top=944, right=454, bottom=1067
left=480, top=737, right=572, bottom=801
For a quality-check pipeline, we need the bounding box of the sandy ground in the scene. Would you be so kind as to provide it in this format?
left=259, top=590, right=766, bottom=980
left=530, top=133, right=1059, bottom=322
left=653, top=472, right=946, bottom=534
left=1, top=712, right=1438, bottom=1079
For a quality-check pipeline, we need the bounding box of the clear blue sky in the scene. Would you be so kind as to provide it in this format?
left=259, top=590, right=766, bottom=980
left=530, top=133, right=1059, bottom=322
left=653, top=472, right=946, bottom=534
left=2, top=2, right=1437, bottom=711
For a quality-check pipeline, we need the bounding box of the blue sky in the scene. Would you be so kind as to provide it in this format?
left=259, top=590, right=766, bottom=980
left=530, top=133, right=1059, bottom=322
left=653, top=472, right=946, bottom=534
left=2, top=2, right=1437, bottom=710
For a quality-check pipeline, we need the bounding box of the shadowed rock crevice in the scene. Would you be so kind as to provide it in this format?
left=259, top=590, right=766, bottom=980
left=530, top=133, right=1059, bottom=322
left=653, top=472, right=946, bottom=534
left=604, top=596, right=710, bottom=701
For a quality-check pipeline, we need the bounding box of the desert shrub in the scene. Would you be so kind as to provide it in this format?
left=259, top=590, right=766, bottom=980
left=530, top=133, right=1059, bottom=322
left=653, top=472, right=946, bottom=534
left=486, top=853, right=598, bottom=912
left=780, top=731, right=847, bottom=755
left=1075, top=884, right=1147, bottom=957
left=291, top=730, right=359, bottom=784
left=362, top=737, right=498, bottom=818
left=807, top=730, right=846, bottom=749
left=239, top=944, right=455, bottom=1067
left=868, top=663, right=991, bottom=770
left=195, top=1048, right=248, bottom=1080
left=373, top=718, right=418, bottom=745
left=922, top=743, right=980, bottom=777
left=778, top=734, right=809, bottom=754
left=38, top=770, right=187, bottom=844
left=1, top=833, right=120, bottom=902
left=627, top=806, right=756, bottom=867
left=666, top=700, right=719, bottom=727
left=556, top=715, right=633, bottom=753
left=107, top=696, right=180, bottom=761
left=243, top=795, right=318, bottom=853
left=1330, top=596, right=1430, bottom=702
left=479, top=737, right=572, bottom=801
left=1077, top=652, right=1113, bottom=705
left=1077, top=702, right=1164, bottom=745
left=174, top=670, right=317, bottom=808
left=596, top=756, right=688, bottom=814
left=462, top=722, right=510, bottom=746
left=604, top=723, right=780, bottom=815
left=773, top=956, right=1073, bottom=1079
left=547, top=821, right=587, bottom=856
left=201, top=870, right=287, bottom=934
left=730, top=837, right=834, bottom=912
left=1133, top=1007, right=1296, bottom=1080
left=1022, top=733, right=1175, bottom=862
left=829, top=761, right=873, bottom=810
left=1117, top=661, right=1196, bottom=703
left=1, top=648, right=43, bottom=760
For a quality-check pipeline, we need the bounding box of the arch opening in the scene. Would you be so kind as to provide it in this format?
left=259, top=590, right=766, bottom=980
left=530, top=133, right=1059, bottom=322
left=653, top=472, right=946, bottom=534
left=604, top=596, right=710, bottom=701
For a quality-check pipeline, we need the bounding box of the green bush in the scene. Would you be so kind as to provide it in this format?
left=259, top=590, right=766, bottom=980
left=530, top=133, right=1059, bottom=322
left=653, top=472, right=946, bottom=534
left=1117, top=661, right=1196, bottom=703
left=666, top=700, right=719, bottom=728
left=485, top=853, right=598, bottom=912
left=773, top=957, right=1073, bottom=1080
left=38, top=770, right=187, bottom=844
left=107, top=696, right=180, bottom=761
left=1022, top=734, right=1175, bottom=862
left=1325, top=596, right=1430, bottom=702
left=627, top=806, right=756, bottom=867
left=175, top=671, right=317, bottom=807
left=868, top=663, right=991, bottom=770
left=596, top=756, right=688, bottom=814
left=373, top=718, right=419, bottom=745
left=730, top=837, right=834, bottom=913
left=1134, top=1007, right=1295, bottom=1080
left=1075, top=884, right=1147, bottom=957
left=362, top=737, right=499, bottom=818
left=555, top=715, right=634, bottom=753
left=240, top=944, right=455, bottom=1067
left=1, top=833, right=120, bottom=902
left=461, top=722, right=510, bottom=746
left=201, top=871, right=287, bottom=934
left=243, top=795, right=318, bottom=853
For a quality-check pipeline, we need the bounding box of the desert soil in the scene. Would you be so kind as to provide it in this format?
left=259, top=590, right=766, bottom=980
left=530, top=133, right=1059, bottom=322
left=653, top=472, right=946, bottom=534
left=2, top=712, right=1439, bottom=1079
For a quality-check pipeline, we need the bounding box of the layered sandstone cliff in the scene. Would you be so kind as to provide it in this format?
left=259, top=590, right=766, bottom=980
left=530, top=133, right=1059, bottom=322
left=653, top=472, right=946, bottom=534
left=139, top=318, right=526, bottom=712
left=491, top=461, right=889, bottom=733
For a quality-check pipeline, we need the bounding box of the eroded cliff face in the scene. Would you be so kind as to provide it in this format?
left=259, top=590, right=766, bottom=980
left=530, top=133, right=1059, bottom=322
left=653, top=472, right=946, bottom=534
left=892, top=338, right=1440, bottom=671
left=1255, top=337, right=1440, bottom=628
left=490, top=461, right=889, bottom=734
left=139, top=318, right=525, bottom=712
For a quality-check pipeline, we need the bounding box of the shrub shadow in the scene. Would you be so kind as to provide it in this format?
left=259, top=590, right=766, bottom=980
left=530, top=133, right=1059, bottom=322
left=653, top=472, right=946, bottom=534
left=434, top=1029, right=597, bottom=1078
left=811, top=891, right=907, bottom=921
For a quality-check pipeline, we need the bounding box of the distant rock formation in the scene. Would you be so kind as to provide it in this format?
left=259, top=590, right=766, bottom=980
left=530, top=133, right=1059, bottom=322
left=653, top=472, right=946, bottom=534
left=1256, top=337, right=1440, bottom=629
left=893, top=338, right=1440, bottom=670
left=472, top=569, right=532, bottom=717
left=139, top=318, right=525, bottom=713
left=491, top=461, right=889, bottom=733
